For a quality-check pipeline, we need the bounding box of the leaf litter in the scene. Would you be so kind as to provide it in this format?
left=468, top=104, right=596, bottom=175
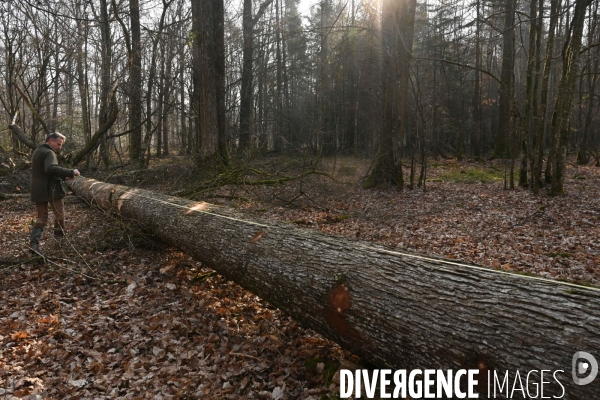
left=0, top=197, right=348, bottom=399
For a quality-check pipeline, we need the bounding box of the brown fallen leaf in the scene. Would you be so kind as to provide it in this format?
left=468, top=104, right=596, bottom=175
left=11, top=331, right=28, bottom=340
left=250, top=230, right=265, bottom=243
left=39, top=314, right=59, bottom=324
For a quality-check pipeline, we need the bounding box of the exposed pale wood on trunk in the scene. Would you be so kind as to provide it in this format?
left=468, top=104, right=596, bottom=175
left=68, top=177, right=600, bottom=398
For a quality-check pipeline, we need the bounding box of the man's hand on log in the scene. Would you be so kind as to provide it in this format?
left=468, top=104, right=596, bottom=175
left=67, top=169, right=81, bottom=180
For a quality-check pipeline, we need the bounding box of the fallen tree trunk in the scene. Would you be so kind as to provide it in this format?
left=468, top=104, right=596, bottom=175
left=67, top=177, right=600, bottom=398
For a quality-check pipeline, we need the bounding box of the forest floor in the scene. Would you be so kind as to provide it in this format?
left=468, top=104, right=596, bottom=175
left=1, top=155, right=599, bottom=399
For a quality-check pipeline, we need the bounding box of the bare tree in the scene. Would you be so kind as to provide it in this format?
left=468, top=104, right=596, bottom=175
left=238, top=0, right=275, bottom=152
left=549, top=0, right=594, bottom=195
left=365, top=0, right=417, bottom=187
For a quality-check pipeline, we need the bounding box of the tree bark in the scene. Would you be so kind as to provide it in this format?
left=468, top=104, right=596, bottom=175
left=576, top=1, right=598, bottom=165
left=51, top=51, right=60, bottom=133
left=179, top=44, right=188, bottom=154
left=239, top=0, right=253, bottom=152
left=365, top=0, right=416, bottom=188
left=190, top=0, right=230, bottom=165
left=98, top=0, right=113, bottom=168
left=8, top=122, right=36, bottom=150
left=67, top=177, right=600, bottom=399
left=163, top=49, right=172, bottom=157
left=519, top=0, right=538, bottom=186
left=274, top=0, right=284, bottom=153
left=550, top=0, right=593, bottom=195
left=75, top=0, right=92, bottom=159
left=532, top=0, right=561, bottom=194
left=157, top=56, right=165, bottom=157
left=577, top=56, right=597, bottom=165
left=129, top=0, right=143, bottom=160
left=493, top=0, right=516, bottom=159
left=472, top=0, right=482, bottom=158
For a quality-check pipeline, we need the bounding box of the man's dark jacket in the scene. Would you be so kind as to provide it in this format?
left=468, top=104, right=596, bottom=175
left=30, top=144, right=74, bottom=203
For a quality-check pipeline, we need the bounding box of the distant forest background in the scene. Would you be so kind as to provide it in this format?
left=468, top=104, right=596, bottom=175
left=1, top=0, right=599, bottom=195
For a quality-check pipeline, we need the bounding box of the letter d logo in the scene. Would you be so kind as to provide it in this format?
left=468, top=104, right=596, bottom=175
left=572, top=351, right=598, bottom=385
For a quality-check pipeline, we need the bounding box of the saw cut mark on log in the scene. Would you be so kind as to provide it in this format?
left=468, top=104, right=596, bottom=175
left=116, top=189, right=269, bottom=227
left=67, top=177, right=600, bottom=399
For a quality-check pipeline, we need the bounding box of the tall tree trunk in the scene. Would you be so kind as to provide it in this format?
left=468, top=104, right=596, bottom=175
left=545, top=0, right=568, bottom=183
left=190, top=0, right=202, bottom=155
left=472, top=0, right=482, bottom=158
left=129, top=0, right=143, bottom=160
left=519, top=0, right=539, bottom=186
left=44, top=67, right=51, bottom=136
left=66, top=58, right=74, bottom=117
left=74, top=1, right=92, bottom=166
left=550, top=0, right=593, bottom=195
left=273, top=0, right=284, bottom=153
left=157, top=56, right=165, bottom=158
left=532, top=0, right=561, bottom=194
left=576, top=6, right=598, bottom=164
left=68, top=177, right=600, bottom=400
left=530, top=0, right=543, bottom=185
left=493, top=0, right=516, bottom=159
left=190, top=0, right=229, bottom=165
left=365, top=0, right=416, bottom=187
left=51, top=51, right=60, bottom=133
left=98, top=0, right=112, bottom=168
left=163, top=48, right=172, bottom=157
left=282, top=18, right=291, bottom=149
left=239, top=0, right=255, bottom=152
left=319, top=0, right=334, bottom=155
left=179, top=45, right=187, bottom=154
left=576, top=57, right=597, bottom=164
left=212, top=0, right=229, bottom=166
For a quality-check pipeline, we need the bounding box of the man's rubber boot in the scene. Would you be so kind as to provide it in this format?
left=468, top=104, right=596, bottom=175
left=54, top=229, right=65, bottom=248
left=30, top=226, right=44, bottom=256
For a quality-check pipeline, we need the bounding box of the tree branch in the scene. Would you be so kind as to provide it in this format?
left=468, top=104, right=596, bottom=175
left=69, top=80, right=120, bottom=166
left=252, top=0, right=276, bottom=26
left=416, top=57, right=504, bottom=87
left=8, top=111, right=36, bottom=150
left=14, top=85, right=51, bottom=136
left=580, top=41, right=600, bottom=54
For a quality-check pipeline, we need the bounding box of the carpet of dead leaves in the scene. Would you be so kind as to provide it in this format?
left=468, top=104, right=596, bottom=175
left=1, top=156, right=599, bottom=399
left=0, top=197, right=351, bottom=399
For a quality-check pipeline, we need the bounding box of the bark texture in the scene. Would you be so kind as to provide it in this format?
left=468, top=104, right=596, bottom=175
left=365, top=0, right=416, bottom=187
left=67, top=177, right=600, bottom=398
left=494, top=0, right=516, bottom=159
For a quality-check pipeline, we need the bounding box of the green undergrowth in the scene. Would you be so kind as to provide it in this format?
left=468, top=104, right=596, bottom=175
left=431, top=165, right=509, bottom=183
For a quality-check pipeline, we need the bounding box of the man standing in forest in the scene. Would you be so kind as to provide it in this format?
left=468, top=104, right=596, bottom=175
left=29, top=132, right=80, bottom=254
